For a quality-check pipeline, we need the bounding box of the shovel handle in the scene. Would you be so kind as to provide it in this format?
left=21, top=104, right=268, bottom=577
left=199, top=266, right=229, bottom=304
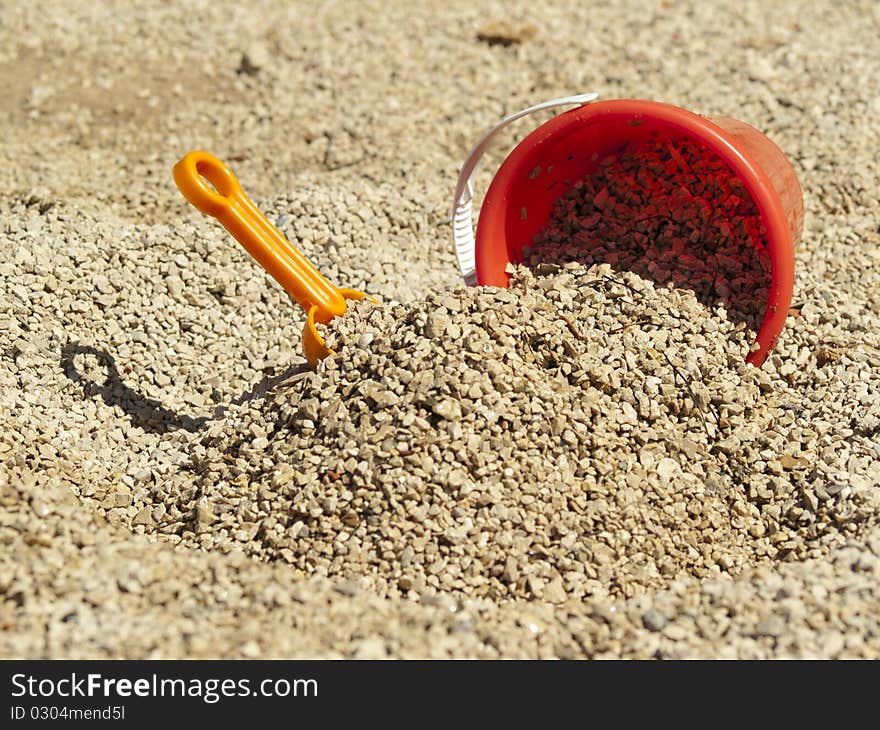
left=173, top=151, right=347, bottom=321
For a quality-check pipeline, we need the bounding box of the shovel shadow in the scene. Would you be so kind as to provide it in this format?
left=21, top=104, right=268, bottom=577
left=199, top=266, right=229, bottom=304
left=60, top=343, right=208, bottom=434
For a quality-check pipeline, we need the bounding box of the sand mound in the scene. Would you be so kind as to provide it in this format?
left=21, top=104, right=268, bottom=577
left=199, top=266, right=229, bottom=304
left=148, top=261, right=875, bottom=602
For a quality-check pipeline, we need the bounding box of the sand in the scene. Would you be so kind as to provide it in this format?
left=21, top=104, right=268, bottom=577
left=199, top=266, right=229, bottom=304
left=2, top=0, right=879, bottom=658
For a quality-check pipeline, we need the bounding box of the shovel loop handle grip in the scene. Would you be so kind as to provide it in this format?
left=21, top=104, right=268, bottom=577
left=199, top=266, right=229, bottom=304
left=173, top=151, right=348, bottom=320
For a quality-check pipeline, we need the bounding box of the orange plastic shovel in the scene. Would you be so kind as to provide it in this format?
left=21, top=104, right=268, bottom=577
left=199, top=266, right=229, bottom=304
left=173, top=151, right=368, bottom=368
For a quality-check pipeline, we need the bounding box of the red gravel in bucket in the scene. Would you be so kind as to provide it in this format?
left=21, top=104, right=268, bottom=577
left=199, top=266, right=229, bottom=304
left=526, top=132, right=770, bottom=330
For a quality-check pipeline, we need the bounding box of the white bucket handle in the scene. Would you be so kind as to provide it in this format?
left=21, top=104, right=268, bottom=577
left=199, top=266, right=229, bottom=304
left=451, top=92, right=599, bottom=285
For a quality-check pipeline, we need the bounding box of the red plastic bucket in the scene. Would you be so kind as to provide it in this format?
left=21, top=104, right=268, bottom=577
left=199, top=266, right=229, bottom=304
left=464, top=98, right=804, bottom=366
